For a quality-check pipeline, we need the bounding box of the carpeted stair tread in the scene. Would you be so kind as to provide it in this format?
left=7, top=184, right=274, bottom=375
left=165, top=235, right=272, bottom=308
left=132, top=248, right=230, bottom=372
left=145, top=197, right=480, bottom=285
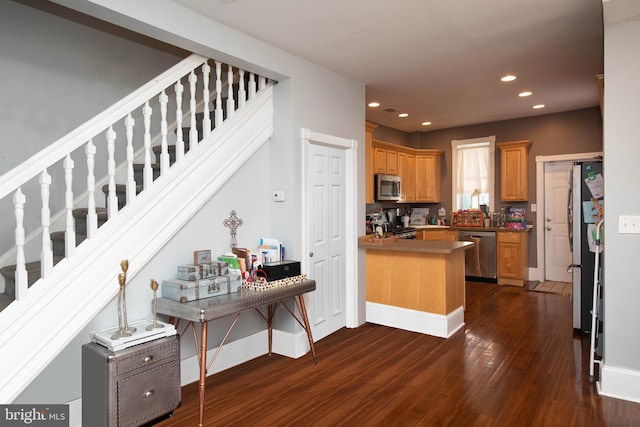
left=1, top=256, right=64, bottom=297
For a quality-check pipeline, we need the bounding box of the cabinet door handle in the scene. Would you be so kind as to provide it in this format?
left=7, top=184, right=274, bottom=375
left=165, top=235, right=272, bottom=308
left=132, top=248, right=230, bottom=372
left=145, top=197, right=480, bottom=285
left=142, top=355, right=154, bottom=363
left=143, top=390, right=155, bottom=398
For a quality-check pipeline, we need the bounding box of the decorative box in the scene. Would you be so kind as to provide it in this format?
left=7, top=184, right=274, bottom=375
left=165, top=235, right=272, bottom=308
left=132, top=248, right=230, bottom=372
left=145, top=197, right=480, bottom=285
left=162, top=277, right=229, bottom=303
left=175, top=261, right=228, bottom=281
left=227, top=273, right=242, bottom=293
left=261, top=260, right=301, bottom=282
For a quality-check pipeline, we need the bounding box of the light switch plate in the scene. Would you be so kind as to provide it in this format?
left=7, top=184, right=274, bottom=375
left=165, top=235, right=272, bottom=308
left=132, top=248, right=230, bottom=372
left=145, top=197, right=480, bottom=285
left=618, top=215, right=640, bottom=234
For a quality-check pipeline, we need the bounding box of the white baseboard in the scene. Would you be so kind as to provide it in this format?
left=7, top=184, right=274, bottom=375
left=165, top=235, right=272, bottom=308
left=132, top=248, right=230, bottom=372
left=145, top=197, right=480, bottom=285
left=67, top=398, right=81, bottom=427
left=366, top=302, right=464, bottom=338
left=597, top=363, right=640, bottom=403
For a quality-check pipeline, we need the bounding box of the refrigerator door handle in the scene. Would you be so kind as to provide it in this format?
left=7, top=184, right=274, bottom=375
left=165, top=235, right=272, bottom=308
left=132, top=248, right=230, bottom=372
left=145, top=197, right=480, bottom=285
left=567, top=186, right=573, bottom=252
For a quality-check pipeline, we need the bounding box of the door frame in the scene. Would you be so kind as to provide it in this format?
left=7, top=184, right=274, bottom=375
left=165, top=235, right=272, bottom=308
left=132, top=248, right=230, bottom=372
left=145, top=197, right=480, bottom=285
left=535, top=151, right=602, bottom=282
left=301, top=128, right=359, bottom=328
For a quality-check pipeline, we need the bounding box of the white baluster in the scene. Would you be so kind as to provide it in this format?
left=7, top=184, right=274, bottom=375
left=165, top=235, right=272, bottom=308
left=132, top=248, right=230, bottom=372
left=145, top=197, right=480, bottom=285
left=227, top=65, right=235, bottom=118
left=238, top=69, right=246, bottom=108
left=202, top=62, right=211, bottom=138
left=159, top=90, right=169, bottom=174
left=259, top=76, right=266, bottom=91
left=106, top=126, right=118, bottom=218
left=64, top=154, right=76, bottom=258
left=175, top=79, right=184, bottom=161
left=248, top=72, right=257, bottom=99
left=40, top=169, right=53, bottom=278
left=214, top=61, right=223, bottom=128
left=188, top=71, right=198, bottom=146
left=125, top=114, right=136, bottom=204
left=13, top=188, right=27, bottom=300
left=143, top=101, right=153, bottom=189
left=86, top=140, right=97, bottom=239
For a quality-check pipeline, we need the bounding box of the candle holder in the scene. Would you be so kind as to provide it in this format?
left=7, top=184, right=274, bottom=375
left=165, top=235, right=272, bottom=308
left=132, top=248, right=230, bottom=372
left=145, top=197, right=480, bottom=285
left=146, top=279, right=165, bottom=331
left=111, top=259, right=136, bottom=339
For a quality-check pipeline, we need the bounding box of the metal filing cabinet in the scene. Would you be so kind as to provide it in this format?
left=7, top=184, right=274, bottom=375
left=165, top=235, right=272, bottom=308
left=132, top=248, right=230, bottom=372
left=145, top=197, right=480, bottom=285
left=82, top=335, right=181, bottom=426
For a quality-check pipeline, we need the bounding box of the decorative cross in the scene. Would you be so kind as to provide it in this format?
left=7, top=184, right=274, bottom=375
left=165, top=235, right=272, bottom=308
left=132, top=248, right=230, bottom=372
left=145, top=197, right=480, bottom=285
left=223, top=210, right=244, bottom=249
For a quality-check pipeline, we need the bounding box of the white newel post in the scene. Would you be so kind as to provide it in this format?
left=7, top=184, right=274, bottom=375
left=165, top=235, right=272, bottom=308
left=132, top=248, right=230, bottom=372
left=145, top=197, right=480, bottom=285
left=202, top=62, right=211, bottom=138
left=13, top=188, right=27, bottom=300
left=64, top=154, right=76, bottom=258
left=226, top=66, right=235, bottom=119
left=125, top=114, right=136, bottom=205
left=215, top=61, right=223, bottom=128
left=189, top=71, right=198, bottom=146
left=86, top=140, right=98, bottom=239
left=40, top=169, right=52, bottom=278
left=143, top=101, right=153, bottom=190
left=159, top=90, right=169, bottom=175
left=106, top=126, right=117, bottom=218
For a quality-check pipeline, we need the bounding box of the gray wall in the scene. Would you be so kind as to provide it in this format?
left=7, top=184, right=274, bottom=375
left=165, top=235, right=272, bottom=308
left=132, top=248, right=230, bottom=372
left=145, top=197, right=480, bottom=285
left=371, top=107, right=603, bottom=267
left=13, top=0, right=365, bottom=404
left=602, top=10, right=640, bottom=376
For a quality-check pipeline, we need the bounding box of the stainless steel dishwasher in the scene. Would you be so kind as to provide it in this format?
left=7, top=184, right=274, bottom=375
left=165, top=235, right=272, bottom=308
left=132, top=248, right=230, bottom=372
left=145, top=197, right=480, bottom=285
left=458, top=230, right=497, bottom=280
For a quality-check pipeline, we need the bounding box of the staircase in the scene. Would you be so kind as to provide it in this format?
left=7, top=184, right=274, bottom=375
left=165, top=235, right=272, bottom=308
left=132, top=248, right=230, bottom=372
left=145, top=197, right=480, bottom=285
left=0, top=53, right=274, bottom=402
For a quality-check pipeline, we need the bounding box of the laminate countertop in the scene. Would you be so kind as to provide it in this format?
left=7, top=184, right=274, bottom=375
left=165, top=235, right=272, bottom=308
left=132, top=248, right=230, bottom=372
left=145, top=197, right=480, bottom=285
left=358, top=237, right=473, bottom=254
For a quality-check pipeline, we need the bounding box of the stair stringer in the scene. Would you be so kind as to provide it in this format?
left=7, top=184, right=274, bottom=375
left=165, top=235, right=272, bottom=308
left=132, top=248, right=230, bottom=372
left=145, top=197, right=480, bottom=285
left=0, top=85, right=274, bottom=403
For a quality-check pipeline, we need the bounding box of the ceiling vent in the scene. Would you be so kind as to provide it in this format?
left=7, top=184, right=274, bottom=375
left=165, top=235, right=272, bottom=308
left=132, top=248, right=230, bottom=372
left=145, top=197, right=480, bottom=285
left=383, top=107, right=398, bottom=113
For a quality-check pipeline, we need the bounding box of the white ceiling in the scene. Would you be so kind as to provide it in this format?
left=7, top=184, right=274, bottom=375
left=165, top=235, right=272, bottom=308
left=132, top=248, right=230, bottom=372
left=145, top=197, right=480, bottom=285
left=175, top=0, right=604, bottom=133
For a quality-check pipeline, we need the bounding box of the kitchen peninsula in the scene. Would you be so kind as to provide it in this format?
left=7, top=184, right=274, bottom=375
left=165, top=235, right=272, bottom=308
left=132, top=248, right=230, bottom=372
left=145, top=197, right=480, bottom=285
left=359, top=237, right=473, bottom=338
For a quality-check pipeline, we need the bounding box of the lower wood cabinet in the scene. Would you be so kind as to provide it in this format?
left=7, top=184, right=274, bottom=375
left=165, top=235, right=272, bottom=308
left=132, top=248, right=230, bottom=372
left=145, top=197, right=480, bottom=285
left=496, top=231, right=529, bottom=286
left=417, top=229, right=458, bottom=241
left=82, top=335, right=181, bottom=427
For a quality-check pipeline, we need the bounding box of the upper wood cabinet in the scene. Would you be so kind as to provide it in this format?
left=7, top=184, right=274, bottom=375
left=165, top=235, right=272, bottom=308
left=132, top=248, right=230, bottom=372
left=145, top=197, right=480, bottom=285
left=415, top=150, right=443, bottom=203
left=368, top=137, right=442, bottom=204
left=365, top=122, right=378, bottom=203
left=497, top=140, right=532, bottom=202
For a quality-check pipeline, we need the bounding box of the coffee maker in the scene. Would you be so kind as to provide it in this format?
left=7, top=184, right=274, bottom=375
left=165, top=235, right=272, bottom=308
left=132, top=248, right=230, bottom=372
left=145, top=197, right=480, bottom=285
left=385, top=208, right=399, bottom=230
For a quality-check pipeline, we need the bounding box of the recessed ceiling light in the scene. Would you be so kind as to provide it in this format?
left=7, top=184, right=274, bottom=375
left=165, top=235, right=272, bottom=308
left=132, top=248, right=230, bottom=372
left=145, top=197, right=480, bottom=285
left=368, top=102, right=380, bottom=108
left=421, top=121, right=432, bottom=126
left=501, top=75, right=517, bottom=82
left=519, top=91, right=532, bottom=97
left=533, top=104, right=545, bottom=109
left=398, top=113, right=409, bottom=118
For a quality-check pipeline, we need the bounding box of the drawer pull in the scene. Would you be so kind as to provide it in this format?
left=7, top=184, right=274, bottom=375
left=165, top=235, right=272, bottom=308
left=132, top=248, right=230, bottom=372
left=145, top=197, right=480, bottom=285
left=143, top=390, right=155, bottom=398
left=142, top=355, right=154, bottom=363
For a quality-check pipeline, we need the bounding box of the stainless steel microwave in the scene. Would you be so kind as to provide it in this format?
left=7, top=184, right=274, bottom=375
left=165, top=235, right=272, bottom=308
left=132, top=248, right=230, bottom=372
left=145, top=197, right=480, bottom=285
left=375, top=174, right=401, bottom=201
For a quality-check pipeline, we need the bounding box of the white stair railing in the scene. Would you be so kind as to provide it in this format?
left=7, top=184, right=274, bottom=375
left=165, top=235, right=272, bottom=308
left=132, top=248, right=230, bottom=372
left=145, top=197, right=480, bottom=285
left=0, top=53, right=271, bottom=308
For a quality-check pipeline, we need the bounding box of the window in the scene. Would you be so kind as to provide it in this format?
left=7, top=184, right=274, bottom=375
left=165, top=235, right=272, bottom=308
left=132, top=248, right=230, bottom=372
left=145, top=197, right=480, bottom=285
left=451, top=136, right=495, bottom=211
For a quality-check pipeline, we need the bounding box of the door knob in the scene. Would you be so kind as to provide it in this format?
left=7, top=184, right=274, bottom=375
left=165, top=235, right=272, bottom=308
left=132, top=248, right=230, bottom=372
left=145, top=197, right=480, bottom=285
left=546, top=218, right=552, bottom=222
left=309, top=252, right=314, bottom=257
left=546, top=226, right=552, bottom=231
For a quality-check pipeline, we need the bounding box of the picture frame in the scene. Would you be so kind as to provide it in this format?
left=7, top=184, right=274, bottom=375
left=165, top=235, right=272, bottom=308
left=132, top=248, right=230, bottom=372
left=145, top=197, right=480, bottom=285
left=193, top=250, right=212, bottom=265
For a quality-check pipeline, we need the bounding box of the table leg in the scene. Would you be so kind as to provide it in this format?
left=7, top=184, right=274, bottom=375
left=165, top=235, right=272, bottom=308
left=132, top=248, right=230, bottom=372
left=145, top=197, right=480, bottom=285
left=198, top=321, right=207, bottom=427
left=268, top=304, right=274, bottom=355
left=296, top=295, right=318, bottom=365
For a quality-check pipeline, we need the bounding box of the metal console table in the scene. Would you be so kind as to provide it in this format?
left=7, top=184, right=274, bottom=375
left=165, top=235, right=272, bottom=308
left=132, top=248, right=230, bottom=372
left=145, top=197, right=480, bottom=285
left=156, top=279, right=318, bottom=427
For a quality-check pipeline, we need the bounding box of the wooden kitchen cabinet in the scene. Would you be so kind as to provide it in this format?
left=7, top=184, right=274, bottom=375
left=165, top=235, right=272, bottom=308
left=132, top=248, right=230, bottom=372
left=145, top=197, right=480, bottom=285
left=417, top=229, right=458, bottom=241
left=397, top=151, right=415, bottom=202
left=386, top=149, right=398, bottom=175
left=374, top=146, right=388, bottom=174
left=415, top=150, right=443, bottom=203
left=496, top=231, right=529, bottom=286
left=365, top=122, right=377, bottom=203
left=497, top=140, right=532, bottom=202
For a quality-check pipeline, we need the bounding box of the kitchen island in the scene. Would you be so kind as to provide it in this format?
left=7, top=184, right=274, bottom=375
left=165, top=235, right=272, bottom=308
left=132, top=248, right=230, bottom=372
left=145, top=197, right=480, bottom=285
left=359, top=237, right=473, bottom=338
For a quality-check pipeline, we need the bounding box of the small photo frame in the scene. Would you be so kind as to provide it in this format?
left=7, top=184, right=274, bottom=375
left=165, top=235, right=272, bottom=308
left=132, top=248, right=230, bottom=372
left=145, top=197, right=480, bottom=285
left=193, top=250, right=212, bottom=265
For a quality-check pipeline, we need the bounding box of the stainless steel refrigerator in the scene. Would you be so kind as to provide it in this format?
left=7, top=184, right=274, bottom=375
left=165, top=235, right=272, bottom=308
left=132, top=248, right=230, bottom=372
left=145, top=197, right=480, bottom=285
left=569, top=160, right=604, bottom=332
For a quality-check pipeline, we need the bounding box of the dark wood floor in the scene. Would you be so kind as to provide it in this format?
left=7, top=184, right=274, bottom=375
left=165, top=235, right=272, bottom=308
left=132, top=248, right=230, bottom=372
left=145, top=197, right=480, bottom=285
left=157, top=282, right=640, bottom=426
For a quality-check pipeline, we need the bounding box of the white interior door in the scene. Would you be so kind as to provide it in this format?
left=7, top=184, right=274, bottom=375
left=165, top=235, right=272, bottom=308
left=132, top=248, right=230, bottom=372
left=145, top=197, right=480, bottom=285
left=544, top=161, right=572, bottom=282
left=307, top=143, right=347, bottom=341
